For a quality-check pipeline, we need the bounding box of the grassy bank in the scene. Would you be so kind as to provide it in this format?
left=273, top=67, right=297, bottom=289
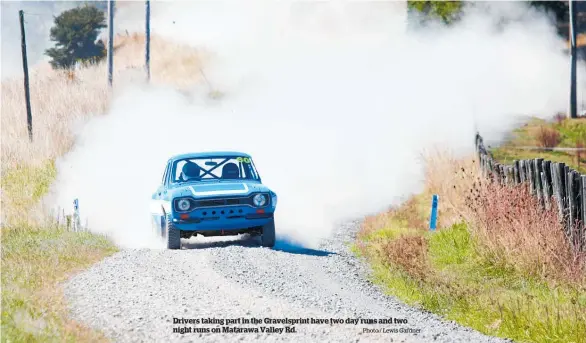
left=1, top=162, right=119, bottom=342
left=355, top=154, right=586, bottom=343
left=491, top=117, right=586, bottom=173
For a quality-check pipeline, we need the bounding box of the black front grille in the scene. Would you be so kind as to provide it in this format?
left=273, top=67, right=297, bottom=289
left=198, top=199, right=227, bottom=207
left=191, top=193, right=269, bottom=209
left=193, top=197, right=251, bottom=208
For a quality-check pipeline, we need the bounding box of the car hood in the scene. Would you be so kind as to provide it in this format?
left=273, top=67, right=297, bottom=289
left=169, top=181, right=271, bottom=199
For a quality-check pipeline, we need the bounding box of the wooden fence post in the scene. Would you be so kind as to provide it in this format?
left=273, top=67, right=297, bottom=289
left=566, top=168, right=572, bottom=237
left=534, top=159, right=544, bottom=208
left=528, top=160, right=536, bottom=194
left=581, top=175, right=586, bottom=251
left=514, top=160, right=521, bottom=184
left=541, top=161, right=553, bottom=210
left=561, top=163, right=568, bottom=228
left=551, top=163, right=566, bottom=224
left=492, top=161, right=498, bottom=183
left=541, top=171, right=550, bottom=210
left=568, top=170, right=580, bottom=249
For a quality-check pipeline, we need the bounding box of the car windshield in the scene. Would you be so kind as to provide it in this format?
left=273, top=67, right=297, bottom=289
left=172, top=156, right=260, bottom=183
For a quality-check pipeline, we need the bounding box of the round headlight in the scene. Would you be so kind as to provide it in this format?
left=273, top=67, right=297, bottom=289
left=177, top=199, right=191, bottom=211
left=253, top=194, right=266, bottom=207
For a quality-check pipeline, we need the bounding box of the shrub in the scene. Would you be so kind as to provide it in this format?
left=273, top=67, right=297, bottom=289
left=383, top=235, right=429, bottom=280
left=536, top=126, right=561, bottom=148
left=554, top=112, right=566, bottom=125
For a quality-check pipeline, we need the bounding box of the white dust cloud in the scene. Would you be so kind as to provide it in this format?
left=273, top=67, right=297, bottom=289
left=46, top=1, right=585, bottom=249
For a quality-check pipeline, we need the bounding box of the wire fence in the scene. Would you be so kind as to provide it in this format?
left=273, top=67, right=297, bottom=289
left=50, top=199, right=87, bottom=232
left=475, top=132, right=586, bottom=252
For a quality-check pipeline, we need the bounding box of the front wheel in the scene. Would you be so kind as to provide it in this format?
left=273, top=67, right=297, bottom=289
left=261, top=219, right=275, bottom=248
left=165, top=216, right=181, bottom=250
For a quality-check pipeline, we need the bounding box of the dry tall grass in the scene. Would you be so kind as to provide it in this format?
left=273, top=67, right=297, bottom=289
left=421, top=149, right=479, bottom=227
left=536, top=126, right=562, bottom=148
left=1, top=33, right=207, bottom=171
left=422, top=151, right=586, bottom=284
left=466, top=181, right=585, bottom=282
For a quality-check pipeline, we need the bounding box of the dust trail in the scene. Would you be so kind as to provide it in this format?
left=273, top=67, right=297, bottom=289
left=46, top=1, right=584, bottom=249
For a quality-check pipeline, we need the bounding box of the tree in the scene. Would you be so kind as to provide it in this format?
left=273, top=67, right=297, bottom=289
left=529, top=1, right=568, bottom=23
left=408, top=1, right=464, bottom=25
left=44, top=4, right=106, bottom=69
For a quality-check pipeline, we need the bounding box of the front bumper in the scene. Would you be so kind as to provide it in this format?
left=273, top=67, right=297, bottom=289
left=171, top=204, right=274, bottom=232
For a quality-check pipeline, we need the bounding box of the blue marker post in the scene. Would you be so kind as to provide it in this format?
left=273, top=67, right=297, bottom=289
left=429, top=194, right=439, bottom=231
left=73, top=198, right=80, bottom=232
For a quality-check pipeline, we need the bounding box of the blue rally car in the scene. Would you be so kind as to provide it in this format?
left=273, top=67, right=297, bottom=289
left=150, top=152, right=277, bottom=249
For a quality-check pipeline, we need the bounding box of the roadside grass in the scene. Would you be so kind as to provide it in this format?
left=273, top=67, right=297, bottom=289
left=1, top=227, right=117, bottom=342
left=357, top=221, right=586, bottom=343
left=1, top=161, right=56, bottom=227
left=491, top=117, right=586, bottom=173
left=355, top=152, right=586, bottom=343
left=1, top=161, right=119, bottom=342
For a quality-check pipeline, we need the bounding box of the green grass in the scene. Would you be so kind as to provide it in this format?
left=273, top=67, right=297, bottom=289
left=491, top=118, right=586, bottom=174
left=356, top=222, right=586, bottom=343
left=1, top=161, right=57, bottom=226
left=1, top=161, right=118, bottom=342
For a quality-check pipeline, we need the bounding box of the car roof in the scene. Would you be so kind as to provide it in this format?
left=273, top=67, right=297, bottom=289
left=168, top=151, right=252, bottom=162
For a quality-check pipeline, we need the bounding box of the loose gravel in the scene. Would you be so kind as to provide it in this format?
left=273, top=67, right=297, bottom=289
left=64, top=221, right=512, bottom=343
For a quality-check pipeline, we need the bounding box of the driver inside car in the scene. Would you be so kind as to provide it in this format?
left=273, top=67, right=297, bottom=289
left=181, top=161, right=201, bottom=181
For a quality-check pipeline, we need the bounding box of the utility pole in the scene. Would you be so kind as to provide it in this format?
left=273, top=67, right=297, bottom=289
left=19, top=10, right=32, bottom=142
left=145, top=0, right=150, bottom=81
left=570, top=0, right=578, bottom=119
left=107, top=0, right=114, bottom=87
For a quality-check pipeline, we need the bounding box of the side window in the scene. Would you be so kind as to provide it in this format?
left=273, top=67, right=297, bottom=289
left=162, top=163, right=170, bottom=185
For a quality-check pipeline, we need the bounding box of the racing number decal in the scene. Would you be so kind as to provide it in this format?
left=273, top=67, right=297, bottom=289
left=236, top=157, right=251, bottom=163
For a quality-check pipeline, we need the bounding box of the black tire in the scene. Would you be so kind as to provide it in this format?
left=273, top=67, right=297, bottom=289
left=166, top=216, right=181, bottom=250
left=261, top=219, right=276, bottom=247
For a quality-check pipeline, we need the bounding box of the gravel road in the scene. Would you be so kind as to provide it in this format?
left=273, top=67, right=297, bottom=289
left=64, top=222, right=511, bottom=343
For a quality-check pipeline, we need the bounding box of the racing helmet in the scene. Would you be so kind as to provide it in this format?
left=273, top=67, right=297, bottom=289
left=181, top=161, right=201, bottom=181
